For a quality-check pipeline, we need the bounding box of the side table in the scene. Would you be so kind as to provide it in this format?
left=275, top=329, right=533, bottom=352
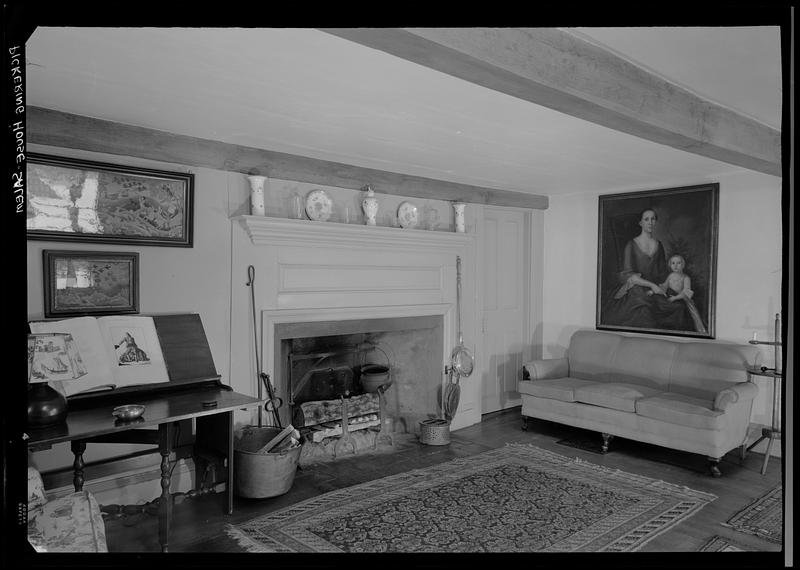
left=745, top=367, right=782, bottom=475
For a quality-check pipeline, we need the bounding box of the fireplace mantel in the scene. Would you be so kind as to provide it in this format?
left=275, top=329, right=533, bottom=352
left=235, top=215, right=474, bottom=252
left=229, top=212, right=480, bottom=431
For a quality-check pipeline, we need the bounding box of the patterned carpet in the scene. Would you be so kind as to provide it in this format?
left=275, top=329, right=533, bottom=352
left=723, top=485, right=783, bottom=544
left=227, top=444, right=716, bottom=553
left=698, top=535, right=754, bottom=552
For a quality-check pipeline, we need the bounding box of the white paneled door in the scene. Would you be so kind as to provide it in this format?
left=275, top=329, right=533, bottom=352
left=481, top=208, right=529, bottom=415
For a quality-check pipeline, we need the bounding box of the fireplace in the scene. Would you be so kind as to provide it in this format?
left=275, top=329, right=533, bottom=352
left=275, top=315, right=444, bottom=438
left=230, top=214, right=478, bottom=439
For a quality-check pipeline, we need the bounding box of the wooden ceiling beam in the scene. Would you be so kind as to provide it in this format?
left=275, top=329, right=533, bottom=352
left=27, top=106, right=548, bottom=210
left=323, top=27, right=781, bottom=177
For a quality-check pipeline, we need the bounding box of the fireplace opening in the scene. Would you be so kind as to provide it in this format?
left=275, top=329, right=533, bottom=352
left=286, top=338, right=390, bottom=406
left=272, top=315, right=444, bottom=459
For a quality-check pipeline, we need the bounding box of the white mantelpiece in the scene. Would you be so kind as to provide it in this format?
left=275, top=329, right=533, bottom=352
left=235, top=215, right=473, bottom=252
left=229, top=214, right=479, bottom=431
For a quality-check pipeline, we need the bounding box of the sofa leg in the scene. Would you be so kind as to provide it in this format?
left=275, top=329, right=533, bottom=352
left=521, top=416, right=528, bottom=431
left=601, top=433, right=614, bottom=453
left=707, top=457, right=722, bottom=477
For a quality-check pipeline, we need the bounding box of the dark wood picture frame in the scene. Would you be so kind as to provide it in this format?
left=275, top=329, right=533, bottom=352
left=43, top=250, right=140, bottom=318
left=27, top=153, right=194, bottom=247
left=596, top=183, right=719, bottom=339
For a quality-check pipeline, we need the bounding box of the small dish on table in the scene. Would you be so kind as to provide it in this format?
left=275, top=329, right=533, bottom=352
left=112, top=404, right=146, bottom=422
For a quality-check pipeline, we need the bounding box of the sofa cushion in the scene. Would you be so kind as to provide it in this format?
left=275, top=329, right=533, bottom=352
left=567, top=330, right=623, bottom=382
left=28, top=491, right=108, bottom=553
left=573, top=382, right=661, bottom=412
left=635, top=392, right=723, bottom=430
left=669, top=342, right=759, bottom=401
left=609, top=336, right=677, bottom=391
left=519, top=377, right=598, bottom=402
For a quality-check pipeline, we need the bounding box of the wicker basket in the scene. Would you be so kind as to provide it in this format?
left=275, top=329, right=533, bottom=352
left=419, top=419, right=451, bottom=446
left=233, top=426, right=303, bottom=499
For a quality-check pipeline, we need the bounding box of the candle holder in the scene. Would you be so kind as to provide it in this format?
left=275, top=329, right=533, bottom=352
left=748, top=313, right=782, bottom=375
left=745, top=312, right=783, bottom=475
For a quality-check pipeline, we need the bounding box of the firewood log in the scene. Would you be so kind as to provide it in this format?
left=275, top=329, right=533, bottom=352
left=292, top=393, right=379, bottom=427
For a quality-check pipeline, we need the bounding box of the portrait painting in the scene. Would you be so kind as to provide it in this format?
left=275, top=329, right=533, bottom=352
left=596, top=184, right=719, bottom=339
left=27, top=153, right=194, bottom=247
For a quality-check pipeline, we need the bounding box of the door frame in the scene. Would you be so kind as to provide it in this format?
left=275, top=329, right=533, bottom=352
left=474, top=205, right=542, bottom=416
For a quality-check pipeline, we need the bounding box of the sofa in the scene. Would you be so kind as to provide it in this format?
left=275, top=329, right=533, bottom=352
left=520, top=330, right=759, bottom=476
left=27, top=466, right=108, bottom=552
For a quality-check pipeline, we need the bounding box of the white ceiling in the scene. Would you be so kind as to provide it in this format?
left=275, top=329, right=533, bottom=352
left=25, top=27, right=782, bottom=197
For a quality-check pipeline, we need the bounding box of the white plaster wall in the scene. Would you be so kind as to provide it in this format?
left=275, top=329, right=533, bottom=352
left=541, top=170, right=783, bottom=455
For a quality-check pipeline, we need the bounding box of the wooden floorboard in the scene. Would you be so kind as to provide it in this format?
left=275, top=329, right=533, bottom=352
left=103, top=407, right=784, bottom=557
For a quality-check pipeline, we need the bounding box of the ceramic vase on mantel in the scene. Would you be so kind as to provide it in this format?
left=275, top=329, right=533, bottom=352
left=452, top=202, right=466, bottom=233
left=362, top=185, right=379, bottom=226
left=247, top=175, right=267, bottom=216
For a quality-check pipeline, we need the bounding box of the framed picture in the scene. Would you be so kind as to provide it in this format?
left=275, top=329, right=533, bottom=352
left=43, top=250, right=140, bottom=318
left=26, top=153, right=194, bottom=247
left=596, top=183, right=719, bottom=339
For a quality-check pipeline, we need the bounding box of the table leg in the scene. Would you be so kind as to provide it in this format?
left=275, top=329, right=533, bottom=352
left=70, top=440, right=86, bottom=492
left=158, top=422, right=175, bottom=553
left=226, top=412, right=234, bottom=515
left=747, top=432, right=768, bottom=453
left=761, top=432, right=775, bottom=475
left=761, top=375, right=782, bottom=475
left=195, top=411, right=234, bottom=515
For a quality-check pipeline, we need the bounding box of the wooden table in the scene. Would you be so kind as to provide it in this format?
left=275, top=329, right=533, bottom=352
left=745, top=367, right=782, bottom=475
left=26, top=384, right=262, bottom=552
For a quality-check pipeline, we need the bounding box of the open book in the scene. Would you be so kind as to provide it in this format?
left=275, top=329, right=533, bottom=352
left=29, top=315, right=170, bottom=396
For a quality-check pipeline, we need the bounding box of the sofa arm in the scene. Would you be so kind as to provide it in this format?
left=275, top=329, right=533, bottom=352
left=522, top=357, right=569, bottom=382
left=713, top=382, right=759, bottom=411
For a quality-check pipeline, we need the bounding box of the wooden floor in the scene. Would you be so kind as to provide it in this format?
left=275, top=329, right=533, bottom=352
left=103, top=407, right=784, bottom=559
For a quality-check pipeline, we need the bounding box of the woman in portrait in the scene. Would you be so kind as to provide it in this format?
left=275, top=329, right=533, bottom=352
left=602, top=208, right=699, bottom=332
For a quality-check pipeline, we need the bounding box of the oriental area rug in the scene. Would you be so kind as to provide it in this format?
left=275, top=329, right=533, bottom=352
left=226, top=444, right=715, bottom=553
left=722, top=485, right=783, bottom=544
left=698, top=535, right=753, bottom=552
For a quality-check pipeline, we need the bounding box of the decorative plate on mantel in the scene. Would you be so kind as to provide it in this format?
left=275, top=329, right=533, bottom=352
left=397, top=201, right=419, bottom=229
left=305, top=189, right=333, bottom=222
